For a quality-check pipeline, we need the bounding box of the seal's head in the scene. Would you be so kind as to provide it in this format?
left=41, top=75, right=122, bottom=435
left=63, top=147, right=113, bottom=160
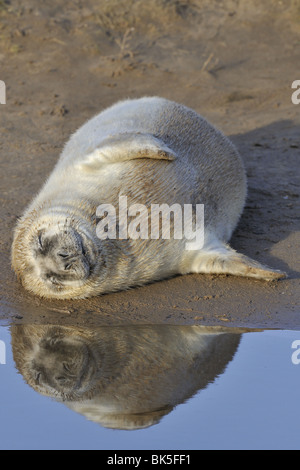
left=12, top=213, right=101, bottom=299
left=35, top=227, right=91, bottom=286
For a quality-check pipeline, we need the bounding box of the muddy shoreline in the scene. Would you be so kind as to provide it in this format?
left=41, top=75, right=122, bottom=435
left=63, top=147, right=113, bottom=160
left=0, top=0, right=299, bottom=329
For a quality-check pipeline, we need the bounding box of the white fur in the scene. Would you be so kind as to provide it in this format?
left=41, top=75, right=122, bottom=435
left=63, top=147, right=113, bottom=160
left=12, top=97, right=285, bottom=299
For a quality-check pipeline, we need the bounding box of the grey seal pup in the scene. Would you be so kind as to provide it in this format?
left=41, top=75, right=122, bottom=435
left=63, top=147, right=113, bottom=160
left=11, top=97, right=285, bottom=299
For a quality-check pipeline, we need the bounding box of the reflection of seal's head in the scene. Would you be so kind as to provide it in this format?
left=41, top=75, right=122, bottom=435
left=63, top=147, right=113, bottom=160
left=29, top=333, right=97, bottom=399
left=11, top=324, right=242, bottom=430
left=11, top=325, right=100, bottom=400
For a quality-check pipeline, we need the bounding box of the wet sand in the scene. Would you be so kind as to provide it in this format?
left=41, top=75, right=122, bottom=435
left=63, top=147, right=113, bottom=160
left=0, top=0, right=299, bottom=329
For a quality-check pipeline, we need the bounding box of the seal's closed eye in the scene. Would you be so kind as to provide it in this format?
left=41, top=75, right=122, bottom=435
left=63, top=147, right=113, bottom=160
left=38, top=232, right=43, bottom=250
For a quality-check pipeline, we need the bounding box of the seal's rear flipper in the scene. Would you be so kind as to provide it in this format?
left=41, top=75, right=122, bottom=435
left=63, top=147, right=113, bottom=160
left=190, top=245, right=287, bottom=281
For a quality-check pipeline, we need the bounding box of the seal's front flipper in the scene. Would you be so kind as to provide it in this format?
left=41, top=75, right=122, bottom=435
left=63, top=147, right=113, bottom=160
left=190, top=245, right=287, bottom=281
left=78, top=133, right=176, bottom=170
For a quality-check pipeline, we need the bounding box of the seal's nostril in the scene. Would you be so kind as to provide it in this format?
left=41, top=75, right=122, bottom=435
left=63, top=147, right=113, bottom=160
left=58, top=253, right=70, bottom=259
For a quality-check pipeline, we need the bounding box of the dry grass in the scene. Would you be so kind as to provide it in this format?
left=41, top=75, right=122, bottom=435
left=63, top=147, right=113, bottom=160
left=94, top=0, right=196, bottom=35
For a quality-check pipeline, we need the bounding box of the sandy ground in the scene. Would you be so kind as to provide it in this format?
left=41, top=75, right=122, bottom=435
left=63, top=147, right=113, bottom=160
left=0, top=0, right=299, bottom=329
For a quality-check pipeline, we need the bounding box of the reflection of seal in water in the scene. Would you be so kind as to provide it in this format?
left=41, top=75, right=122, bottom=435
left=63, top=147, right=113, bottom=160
left=11, top=97, right=285, bottom=299
left=11, top=324, right=243, bottom=430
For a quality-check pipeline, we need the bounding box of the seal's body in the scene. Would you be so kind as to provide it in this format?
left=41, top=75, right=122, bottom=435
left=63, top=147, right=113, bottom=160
left=12, top=97, right=285, bottom=299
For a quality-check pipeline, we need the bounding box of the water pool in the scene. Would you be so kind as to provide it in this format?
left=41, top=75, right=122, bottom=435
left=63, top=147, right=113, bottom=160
left=0, top=324, right=299, bottom=450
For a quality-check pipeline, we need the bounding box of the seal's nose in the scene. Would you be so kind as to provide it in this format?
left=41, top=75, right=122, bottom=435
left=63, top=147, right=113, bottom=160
left=57, top=251, right=80, bottom=271
left=55, top=250, right=90, bottom=278
left=45, top=253, right=90, bottom=285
